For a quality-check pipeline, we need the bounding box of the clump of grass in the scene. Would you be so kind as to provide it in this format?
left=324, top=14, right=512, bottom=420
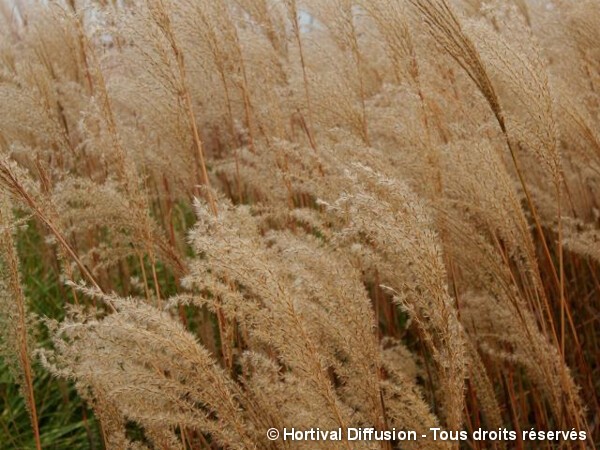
left=0, top=0, right=599, bottom=449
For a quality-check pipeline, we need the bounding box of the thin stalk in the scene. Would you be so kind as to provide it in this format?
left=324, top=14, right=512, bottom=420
left=156, top=0, right=217, bottom=214
left=0, top=205, right=41, bottom=450
left=347, top=8, right=370, bottom=146
left=556, top=183, right=566, bottom=357
left=287, top=0, right=317, bottom=151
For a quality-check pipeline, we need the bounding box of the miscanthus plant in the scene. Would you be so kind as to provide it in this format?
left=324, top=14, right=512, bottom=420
left=0, top=0, right=599, bottom=449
